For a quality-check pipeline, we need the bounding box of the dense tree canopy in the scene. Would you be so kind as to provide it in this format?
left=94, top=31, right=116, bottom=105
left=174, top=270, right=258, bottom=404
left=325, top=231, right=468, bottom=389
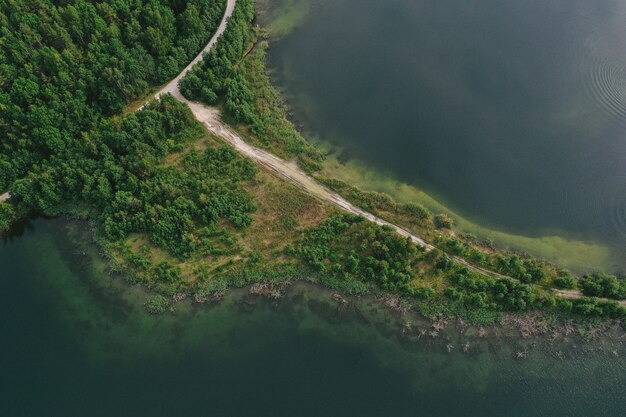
left=297, top=214, right=422, bottom=292
left=9, top=95, right=257, bottom=259
left=0, top=0, right=225, bottom=193
left=0, top=0, right=256, bottom=258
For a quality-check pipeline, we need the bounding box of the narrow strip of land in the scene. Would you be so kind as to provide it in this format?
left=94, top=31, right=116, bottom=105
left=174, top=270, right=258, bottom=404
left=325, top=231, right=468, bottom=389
left=150, top=0, right=625, bottom=307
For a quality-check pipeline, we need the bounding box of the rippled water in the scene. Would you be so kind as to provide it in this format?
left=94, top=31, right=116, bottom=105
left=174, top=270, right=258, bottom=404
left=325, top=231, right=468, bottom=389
left=266, top=0, right=626, bottom=269
left=1, top=219, right=625, bottom=416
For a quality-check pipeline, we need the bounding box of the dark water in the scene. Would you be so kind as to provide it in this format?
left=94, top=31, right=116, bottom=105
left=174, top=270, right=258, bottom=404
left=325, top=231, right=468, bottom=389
left=267, top=0, right=626, bottom=264
left=1, top=219, right=626, bottom=416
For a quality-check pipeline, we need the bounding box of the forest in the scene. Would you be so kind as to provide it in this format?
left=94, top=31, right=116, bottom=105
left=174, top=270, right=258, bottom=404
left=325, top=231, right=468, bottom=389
left=0, top=0, right=261, bottom=266
left=0, top=0, right=225, bottom=205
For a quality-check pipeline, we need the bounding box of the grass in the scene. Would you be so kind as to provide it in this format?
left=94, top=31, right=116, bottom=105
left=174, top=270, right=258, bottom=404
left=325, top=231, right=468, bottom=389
left=106, top=130, right=332, bottom=295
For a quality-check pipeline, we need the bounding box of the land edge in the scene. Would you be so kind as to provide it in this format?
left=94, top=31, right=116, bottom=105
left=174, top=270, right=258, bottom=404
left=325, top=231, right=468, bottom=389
left=139, top=0, right=623, bottom=308
left=2, top=0, right=622, bottom=329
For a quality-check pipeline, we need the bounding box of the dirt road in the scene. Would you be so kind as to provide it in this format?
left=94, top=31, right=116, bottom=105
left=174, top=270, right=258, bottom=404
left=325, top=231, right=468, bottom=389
left=148, top=0, right=615, bottom=306
left=153, top=0, right=237, bottom=103
left=148, top=0, right=436, bottom=250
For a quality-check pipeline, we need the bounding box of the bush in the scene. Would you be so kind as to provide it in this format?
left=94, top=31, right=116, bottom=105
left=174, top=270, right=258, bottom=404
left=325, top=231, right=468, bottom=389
left=581, top=273, right=625, bottom=300
left=297, top=214, right=419, bottom=293
left=401, top=203, right=431, bottom=222
left=144, top=295, right=170, bottom=315
left=0, top=202, right=16, bottom=233
left=554, top=273, right=576, bottom=289
left=433, top=214, right=453, bottom=229
left=409, top=286, right=436, bottom=299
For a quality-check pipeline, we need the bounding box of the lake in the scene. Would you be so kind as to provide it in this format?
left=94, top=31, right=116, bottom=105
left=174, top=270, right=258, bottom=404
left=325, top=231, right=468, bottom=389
left=1, top=218, right=625, bottom=417
left=266, top=0, right=626, bottom=269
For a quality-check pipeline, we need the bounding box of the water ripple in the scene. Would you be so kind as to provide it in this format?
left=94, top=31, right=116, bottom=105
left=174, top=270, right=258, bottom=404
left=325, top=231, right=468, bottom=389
left=585, top=58, right=626, bottom=125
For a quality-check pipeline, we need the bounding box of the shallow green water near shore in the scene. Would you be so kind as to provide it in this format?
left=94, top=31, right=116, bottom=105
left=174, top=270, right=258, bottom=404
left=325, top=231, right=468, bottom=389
left=1, top=219, right=625, bottom=416
left=265, top=0, right=626, bottom=270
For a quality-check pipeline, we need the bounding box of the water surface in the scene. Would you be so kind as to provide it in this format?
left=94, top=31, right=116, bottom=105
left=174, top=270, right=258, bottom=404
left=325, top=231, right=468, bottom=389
left=267, top=0, right=626, bottom=269
left=1, top=219, right=625, bottom=416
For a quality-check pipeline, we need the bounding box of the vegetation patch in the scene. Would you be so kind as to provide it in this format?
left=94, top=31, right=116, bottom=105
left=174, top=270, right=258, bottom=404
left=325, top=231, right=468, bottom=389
left=0, top=0, right=226, bottom=195
left=180, top=0, right=324, bottom=171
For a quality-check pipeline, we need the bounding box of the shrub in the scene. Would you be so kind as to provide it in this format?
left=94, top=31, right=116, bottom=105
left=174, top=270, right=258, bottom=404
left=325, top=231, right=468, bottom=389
left=434, top=214, right=453, bottom=229
left=554, top=273, right=576, bottom=289
left=402, top=203, right=431, bottom=222
left=144, top=295, right=170, bottom=315
left=581, top=273, right=625, bottom=300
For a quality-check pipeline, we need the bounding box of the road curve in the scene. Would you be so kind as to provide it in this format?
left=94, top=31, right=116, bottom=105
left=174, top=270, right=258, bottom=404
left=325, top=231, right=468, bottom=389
left=150, top=0, right=621, bottom=306
left=152, top=0, right=528, bottom=277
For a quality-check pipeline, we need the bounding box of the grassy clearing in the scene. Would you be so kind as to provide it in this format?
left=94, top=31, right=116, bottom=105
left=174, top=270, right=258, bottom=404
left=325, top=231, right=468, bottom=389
left=106, top=132, right=331, bottom=295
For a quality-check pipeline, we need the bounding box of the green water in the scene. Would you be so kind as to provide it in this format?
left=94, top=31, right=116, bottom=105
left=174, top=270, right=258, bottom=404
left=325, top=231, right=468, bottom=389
left=1, top=218, right=625, bottom=416
left=266, top=0, right=626, bottom=269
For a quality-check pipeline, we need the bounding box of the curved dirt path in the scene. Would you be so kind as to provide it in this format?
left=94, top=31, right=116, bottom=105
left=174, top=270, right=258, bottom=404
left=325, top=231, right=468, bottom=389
left=0, top=192, right=9, bottom=202
left=153, top=0, right=237, bottom=103
left=154, top=0, right=531, bottom=279
left=151, top=0, right=622, bottom=306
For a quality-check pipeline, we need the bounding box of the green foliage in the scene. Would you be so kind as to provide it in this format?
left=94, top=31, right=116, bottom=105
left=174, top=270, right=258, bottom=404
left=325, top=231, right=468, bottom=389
left=414, top=298, right=503, bottom=326
left=0, top=202, right=16, bottom=232
left=553, top=272, right=576, bottom=289
left=493, top=254, right=546, bottom=284
left=144, top=294, right=170, bottom=315
left=153, top=262, right=182, bottom=282
left=180, top=0, right=323, bottom=169
left=558, top=296, right=626, bottom=321
left=318, top=178, right=398, bottom=215
left=8, top=95, right=256, bottom=260
left=492, top=277, right=537, bottom=311
left=401, top=203, right=431, bottom=223
left=435, top=253, right=455, bottom=272
left=433, top=214, right=453, bottom=229
left=180, top=0, right=255, bottom=106
left=297, top=213, right=423, bottom=292
left=0, top=0, right=226, bottom=195
left=580, top=272, right=626, bottom=300
left=101, top=137, right=256, bottom=259
left=8, top=96, right=257, bottom=262
left=444, top=267, right=539, bottom=312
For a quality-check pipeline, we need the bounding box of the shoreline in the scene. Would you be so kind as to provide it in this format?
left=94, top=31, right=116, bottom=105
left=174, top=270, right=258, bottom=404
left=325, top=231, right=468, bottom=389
left=173, top=279, right=626, bottom=356
left=53, top=216, right=626, bottom=355
left=3, top=0, right=623, bottom=333
left=258, top=2, right=623, bottom=275
left=135, top=0, right=625, bottom=320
